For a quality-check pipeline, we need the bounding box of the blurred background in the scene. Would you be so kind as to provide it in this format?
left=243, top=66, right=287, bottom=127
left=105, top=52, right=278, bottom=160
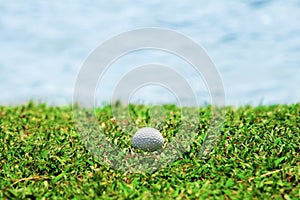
left=0, top=0, right=299, bottom=106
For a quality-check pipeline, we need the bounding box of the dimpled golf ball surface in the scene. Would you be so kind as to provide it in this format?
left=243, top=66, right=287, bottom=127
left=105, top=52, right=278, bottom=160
left=132, top=127, right=164, bottom=151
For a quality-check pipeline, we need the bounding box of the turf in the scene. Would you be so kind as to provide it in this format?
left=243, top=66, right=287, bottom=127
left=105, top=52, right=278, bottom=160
left=0, top=102, right=299, bottom=199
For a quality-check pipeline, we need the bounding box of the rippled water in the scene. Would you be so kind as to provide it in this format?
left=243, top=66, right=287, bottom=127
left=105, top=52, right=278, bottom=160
left=0, top=0, right=299, bottom=106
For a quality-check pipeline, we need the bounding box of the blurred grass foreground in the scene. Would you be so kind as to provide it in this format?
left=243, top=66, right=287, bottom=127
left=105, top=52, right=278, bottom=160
left=0, top=102, right=299, bottom=199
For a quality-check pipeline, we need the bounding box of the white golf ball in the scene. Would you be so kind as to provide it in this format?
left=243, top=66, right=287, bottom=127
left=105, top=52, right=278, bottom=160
left=132, top=127, right=164, bottom=151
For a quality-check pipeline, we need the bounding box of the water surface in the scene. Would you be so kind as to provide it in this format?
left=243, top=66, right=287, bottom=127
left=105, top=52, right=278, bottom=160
left=0, top=0, right=299, bottom=106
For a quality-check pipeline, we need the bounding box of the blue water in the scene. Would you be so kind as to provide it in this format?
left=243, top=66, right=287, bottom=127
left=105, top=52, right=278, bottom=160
left=0, top=0, right=299, bottom=106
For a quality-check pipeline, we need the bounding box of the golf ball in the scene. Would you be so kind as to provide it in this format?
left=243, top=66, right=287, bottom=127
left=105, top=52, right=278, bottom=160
left=132, top=127, right=164, bottom=151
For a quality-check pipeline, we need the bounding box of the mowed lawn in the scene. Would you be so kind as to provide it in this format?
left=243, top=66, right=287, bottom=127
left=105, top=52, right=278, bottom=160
left=0, top=102, right=299, bottom=199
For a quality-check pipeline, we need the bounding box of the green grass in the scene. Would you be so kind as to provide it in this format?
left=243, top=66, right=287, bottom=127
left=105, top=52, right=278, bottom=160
left=0, top=102, right=299, bottom=199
